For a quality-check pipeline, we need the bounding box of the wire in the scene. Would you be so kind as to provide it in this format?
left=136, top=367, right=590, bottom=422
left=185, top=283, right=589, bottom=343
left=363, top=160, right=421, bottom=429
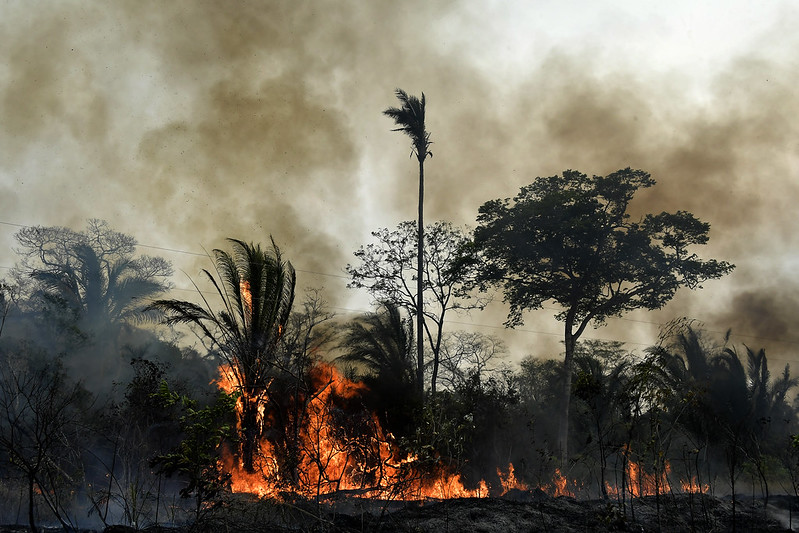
left=1, top=217, right=799, bottom=352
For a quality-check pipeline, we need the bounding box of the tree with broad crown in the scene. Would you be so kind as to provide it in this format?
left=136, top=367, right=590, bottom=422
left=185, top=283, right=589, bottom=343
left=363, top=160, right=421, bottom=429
left=471, top=168, right=734, bottom=464
left=383, top=89, right=432, bottom=397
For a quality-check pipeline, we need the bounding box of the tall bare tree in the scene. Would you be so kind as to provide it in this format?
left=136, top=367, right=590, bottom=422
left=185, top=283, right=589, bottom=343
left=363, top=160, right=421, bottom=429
left=383, top=89, right=432, bottom=396
left=0, top=355, right=90, bottom=533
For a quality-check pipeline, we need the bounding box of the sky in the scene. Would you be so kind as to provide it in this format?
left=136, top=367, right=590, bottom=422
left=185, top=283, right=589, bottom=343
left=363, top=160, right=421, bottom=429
left=1, top=0, right=798, bottom=364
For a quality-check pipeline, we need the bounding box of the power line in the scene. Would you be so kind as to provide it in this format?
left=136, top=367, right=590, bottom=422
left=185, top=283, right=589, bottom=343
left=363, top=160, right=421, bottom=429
left=1, top=218, right=799, bottom=351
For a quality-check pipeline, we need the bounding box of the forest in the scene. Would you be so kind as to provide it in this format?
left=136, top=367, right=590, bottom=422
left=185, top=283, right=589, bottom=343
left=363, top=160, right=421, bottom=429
left=0, top=94, right=794, bottom=533
left=1, top=179, right=797, bottom=532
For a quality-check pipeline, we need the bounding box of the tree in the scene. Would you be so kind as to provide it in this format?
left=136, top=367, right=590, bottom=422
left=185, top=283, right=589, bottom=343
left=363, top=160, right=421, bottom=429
left=347, top=221, right=487, bottom=394
left=472, top=168, right=734, bottom=463
left=338, top=302, right=418, bottom=439
left=150, top=381, right=238, bottom=523
left=383, top=89, right=432, bottom=396
left=0, top=354, right=90, bottom=533
left=148, top=238, right=295, bottom=473
left=437, top=331, right=506, bottom=392
left=13, top=219, right=172, bottom=334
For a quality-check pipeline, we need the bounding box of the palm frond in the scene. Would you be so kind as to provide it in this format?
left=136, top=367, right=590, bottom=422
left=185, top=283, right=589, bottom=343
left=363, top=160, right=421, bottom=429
left=383, top=88, right=431, bottom=160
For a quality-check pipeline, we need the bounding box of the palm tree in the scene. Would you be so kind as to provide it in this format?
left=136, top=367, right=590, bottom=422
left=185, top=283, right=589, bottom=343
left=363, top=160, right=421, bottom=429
left=31, top=243, right=169, bottom=329
left=338, top=302, right=418, bottom=438
left=339, top=302, right=415, bottom=386
left=16, top=221, right=172, bottom=332
left=148, top=238, right=295, bottom=473
left=384, top=89, right=432, bottom=397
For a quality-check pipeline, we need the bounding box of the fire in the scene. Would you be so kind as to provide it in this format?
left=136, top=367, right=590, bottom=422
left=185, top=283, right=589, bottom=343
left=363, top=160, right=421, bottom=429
left=680, top=477, right=709, bottom=494
left=497, top=463, right=526, bottom=494
left=605, top=457, right=709, bottom=497
left=214, top=362, right=709, bottom=502
left=240, top=280, right=252, bottom=315
left=538, top=468, right=579, bottom=498
left=216, top=361, right=489, bottom=500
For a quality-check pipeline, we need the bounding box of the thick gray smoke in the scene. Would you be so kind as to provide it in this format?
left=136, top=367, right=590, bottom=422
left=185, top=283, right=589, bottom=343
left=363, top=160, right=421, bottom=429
left=1, top=1, right=797, bottom=359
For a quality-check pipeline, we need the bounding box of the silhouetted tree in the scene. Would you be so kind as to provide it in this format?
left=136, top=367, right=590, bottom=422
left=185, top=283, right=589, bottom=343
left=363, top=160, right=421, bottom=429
left=572, top=341, right=631, bottom=499
left=148, top=238, right=295, bottom=473
left=0, top=354, right=90, bottom=533
left=472, top=168, right=734, bottom=463
left=384, top=89, right=432, bottom=396
left=437, top=331, right=506, bottom=391
left=338, top=302, right=419, bottom=439
left=347, top=221, right=486, bottom=393
left=13, top=219, right=172, bottom=335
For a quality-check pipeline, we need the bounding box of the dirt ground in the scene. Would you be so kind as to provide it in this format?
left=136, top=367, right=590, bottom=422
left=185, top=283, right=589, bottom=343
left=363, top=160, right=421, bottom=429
left=187, top=492, right=799, bottom=532
left=3, top=492, right=798, bottom=532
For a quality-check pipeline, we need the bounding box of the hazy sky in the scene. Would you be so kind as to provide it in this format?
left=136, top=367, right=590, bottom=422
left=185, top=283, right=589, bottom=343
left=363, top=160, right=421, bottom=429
left=1, top=1, right=797, bottom=362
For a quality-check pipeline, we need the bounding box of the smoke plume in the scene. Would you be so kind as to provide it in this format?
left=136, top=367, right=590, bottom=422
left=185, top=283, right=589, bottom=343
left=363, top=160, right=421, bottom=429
left=1, top=1, right=797, bottom=358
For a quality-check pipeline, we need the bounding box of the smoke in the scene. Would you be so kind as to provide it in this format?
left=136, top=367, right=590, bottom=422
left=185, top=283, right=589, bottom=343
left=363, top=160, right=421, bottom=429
left=0, top=1, right=797, bottom=358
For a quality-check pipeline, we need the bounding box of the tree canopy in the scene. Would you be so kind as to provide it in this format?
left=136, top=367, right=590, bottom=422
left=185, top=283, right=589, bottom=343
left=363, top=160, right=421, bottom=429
left=13, top=219, right=172, bottom=330
left=474, top=168, right=733, bottom=328
left=473, top=168, right=734, bottom=462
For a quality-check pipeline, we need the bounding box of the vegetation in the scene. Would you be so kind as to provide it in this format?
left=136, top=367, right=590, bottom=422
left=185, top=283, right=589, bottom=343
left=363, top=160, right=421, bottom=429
left=0, top=181, right=782, bottom=533
left=471, top=168, right=734, bottom=463
left=383, top=89, right=433, bottom=397
left=147, top=238, right=296, bottom=474
left=346, top=221, right=488, bottom=394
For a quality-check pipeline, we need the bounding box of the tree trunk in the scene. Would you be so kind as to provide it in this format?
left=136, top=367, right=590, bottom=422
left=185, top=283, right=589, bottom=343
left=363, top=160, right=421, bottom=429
left=430, top=312, right=445, bottom=395
left=557, top=328, right=576, bottom=465
left=241, top=393, right=260, bottom=473
left=28, top=473, right=38, bottom=533
left=416, top=157, right=425, bottom=397
left=597, top=418, right=608, bottom=500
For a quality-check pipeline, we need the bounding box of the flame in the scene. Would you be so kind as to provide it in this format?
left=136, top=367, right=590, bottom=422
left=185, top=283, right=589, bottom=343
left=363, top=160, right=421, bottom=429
left=680, top=476, right=709, bottom=494
left=240, top=280, right=252, bottom=315
left=217, top=362, right=489, bottom=500
left=541, top=468, right=579, bottom=498
left=214, top=364, right=709, bottom=501
left=497, top=463, right=527, bottom=494
left=604, top=455, right=708, bottom=497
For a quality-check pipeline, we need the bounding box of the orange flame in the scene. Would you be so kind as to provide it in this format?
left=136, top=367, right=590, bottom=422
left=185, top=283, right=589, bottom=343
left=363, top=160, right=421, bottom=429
left=604, top=456, right=708, bottom=497
left=680, top=476, right=709, bottom=494
left=497, top=463, right=527, bottom=494
left=240, top=280, right=252, bottom=315
left=217, top=362, right=490, bottom=500
left=215, top=364, right=709, bottom=501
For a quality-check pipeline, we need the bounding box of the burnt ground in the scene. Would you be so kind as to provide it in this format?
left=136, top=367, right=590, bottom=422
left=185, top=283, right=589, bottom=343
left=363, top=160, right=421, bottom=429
left=196, top=492, right=799, bottom=532
left=3, top=493, right=799, bottom=532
